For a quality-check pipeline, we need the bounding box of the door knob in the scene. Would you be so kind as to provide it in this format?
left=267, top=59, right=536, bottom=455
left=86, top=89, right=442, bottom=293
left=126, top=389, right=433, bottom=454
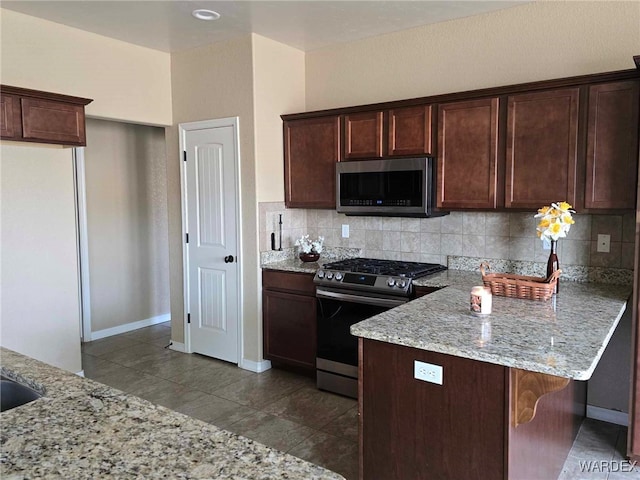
left=224, top=255, right=235, bottom=263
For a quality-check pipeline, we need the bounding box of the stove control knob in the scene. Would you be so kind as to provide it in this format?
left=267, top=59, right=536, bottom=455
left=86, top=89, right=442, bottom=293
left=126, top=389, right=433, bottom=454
left=387, top=278, right=396, bottom=287
left=335, top=272, right=343, bottom=281
left=326, top=272, right=334, bottom=280
left=317, top=270, right=325, bottom=279
left=397, top=279, right=407, bottom=289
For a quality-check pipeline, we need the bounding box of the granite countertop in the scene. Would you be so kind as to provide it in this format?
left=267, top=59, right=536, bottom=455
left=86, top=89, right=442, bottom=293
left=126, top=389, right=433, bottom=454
left=352, top=270, right=631, bottom=380
left=0, top=348, right=344, bottom=480
left=260, top=246, right=362, bottom=275
left=261, top=257, right=321, bottom=275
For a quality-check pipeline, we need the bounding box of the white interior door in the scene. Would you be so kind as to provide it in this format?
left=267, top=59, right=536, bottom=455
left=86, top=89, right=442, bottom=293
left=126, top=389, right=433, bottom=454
left=182, top=119, right=241, bottom=363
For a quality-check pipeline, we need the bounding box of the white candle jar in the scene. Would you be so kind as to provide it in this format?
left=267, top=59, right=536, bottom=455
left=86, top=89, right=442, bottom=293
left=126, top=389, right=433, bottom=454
left=470, top=286, right=492, bottom=316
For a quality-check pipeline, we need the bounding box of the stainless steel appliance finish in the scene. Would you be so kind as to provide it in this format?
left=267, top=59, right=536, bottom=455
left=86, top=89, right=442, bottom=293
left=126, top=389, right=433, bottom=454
left=336, top=157, right=447, bottom=218
left=314, top=257, right=447, bottom=297
left=314, top=258, right=446, bottom=398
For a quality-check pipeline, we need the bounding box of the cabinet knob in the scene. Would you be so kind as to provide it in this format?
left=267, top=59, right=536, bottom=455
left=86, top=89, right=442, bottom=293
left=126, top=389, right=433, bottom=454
left=224, top=255, right=235, bottom=263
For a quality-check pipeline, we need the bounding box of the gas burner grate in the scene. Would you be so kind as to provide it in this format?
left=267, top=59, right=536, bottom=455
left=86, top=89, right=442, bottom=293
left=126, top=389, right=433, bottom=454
left=322, top=258, right=447, bottom=279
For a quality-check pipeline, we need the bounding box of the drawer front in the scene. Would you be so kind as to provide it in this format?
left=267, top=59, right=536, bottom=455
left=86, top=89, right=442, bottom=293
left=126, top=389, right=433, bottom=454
left=262, top=269, right=316, bottom=295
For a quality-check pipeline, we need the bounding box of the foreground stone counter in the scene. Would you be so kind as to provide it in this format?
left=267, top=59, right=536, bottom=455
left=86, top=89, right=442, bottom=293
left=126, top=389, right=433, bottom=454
left=354, top=270, right=630, bottom=380
left=0, top=348, right=343, bottom=480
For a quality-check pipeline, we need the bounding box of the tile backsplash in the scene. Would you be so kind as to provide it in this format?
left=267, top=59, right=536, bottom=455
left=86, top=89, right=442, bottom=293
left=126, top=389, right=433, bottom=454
left=258, top=202, right=635, bottom=272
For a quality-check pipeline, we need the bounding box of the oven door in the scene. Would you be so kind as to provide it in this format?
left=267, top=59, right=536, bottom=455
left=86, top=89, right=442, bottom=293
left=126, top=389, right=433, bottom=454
left=315, top=287, right=406, bottom=398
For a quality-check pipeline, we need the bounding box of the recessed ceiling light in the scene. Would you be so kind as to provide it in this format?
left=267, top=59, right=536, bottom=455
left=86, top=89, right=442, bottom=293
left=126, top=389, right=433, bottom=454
left=192, top=9, right=221, bottom=21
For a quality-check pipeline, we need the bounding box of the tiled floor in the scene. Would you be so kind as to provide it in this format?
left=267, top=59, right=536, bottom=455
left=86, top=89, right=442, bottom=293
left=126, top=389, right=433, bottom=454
left=82, top=322, right=635, bottom=480
left=82, top=322, right=358, bottom=479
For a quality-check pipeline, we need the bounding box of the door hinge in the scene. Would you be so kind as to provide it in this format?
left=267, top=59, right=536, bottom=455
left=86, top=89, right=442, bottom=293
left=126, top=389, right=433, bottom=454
left=185, top=233, right=189, bottom=243
left=187, top=313, right=191, bottom=324
left=183, top=151, right=187, bottom=162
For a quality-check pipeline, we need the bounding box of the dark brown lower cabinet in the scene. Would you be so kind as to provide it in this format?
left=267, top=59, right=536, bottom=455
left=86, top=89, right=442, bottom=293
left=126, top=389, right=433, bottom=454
left=262, top=270, right=317, bottom=371
left=359, top=338, right=585, bottom=480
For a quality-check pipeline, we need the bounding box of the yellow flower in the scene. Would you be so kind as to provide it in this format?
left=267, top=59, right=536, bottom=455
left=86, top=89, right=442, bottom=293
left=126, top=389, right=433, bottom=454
left=537, top=206, right=551, bottom=215
left=535, top=201, right=575, bottom=242
left=549, top=222, right=562, bottom=235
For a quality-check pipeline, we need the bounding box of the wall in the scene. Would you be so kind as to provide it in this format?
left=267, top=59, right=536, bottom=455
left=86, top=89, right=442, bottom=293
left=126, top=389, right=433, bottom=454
left=295, top=0, right=639, bottom=417
left=259, top=204, right=635, bottom=276
left=588, top=306, right=632, bottom=420
left=0, top=8, right=172, bottom=126
left=305, top=1, right=639, bottom=110
left=0, top=143, right=82, bottom=373
left=294, top=0, right=640, bottom=273
left=168, top=34, right=306, bottom=364
left=84, top=119, right=170, bottom=335
left=253, top=35, right=305, bottom=203
left=169, top=36, right=257, bottom=354
left=0, top=9, right=173, bottom=368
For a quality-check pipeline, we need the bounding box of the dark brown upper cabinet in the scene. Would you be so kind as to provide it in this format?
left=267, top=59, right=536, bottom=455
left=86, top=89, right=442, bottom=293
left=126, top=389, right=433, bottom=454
left=282, top=66, right=639, bottom=211
left=344, top=106, right=433, bottom=160
left=585, top=80, right=640, bottom=210
left=0, top=85, right=92, bottom=146
left=0, top=94, right=21, bottom=139
left=387, top=105, right=433, bottom=156
left=505, top=88, right=580, bottom=209
left=343, top=111, right=384, bottom=160
left=283, top=116, right=341, bottom=209
left=437, top=98, right=500, bottom=209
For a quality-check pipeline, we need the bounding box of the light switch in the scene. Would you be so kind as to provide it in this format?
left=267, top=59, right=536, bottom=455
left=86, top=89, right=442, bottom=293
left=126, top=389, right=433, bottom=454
left=342, top=224, right=350, bottom=238
left=414, top=360, right=443, bottom=385
left=597, top=234, right=610, bottom=253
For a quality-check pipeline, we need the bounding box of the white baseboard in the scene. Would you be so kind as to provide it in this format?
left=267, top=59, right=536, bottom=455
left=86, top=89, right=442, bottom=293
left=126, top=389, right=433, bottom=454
left=169, top=341, right=186, bottom=353
left=89, top=314, right=171, bottom=341
left=76, top=370, right=85, bottom=377
left=587, top=405, right=629, bottom=426
left=239, top=358, right=272, bottom=373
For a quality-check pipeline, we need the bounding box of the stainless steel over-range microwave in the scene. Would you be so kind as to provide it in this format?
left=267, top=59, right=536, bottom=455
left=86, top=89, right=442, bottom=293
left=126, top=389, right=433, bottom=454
left=336, top=157, right=447, bottom=218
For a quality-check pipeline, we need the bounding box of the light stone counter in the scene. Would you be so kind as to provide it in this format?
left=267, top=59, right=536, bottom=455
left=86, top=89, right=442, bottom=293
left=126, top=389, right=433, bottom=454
left=352, top=270, right=631, bottom=380
left=260, top=246, right=361, bottom=274
left=0, top=348, right=344, bottom=480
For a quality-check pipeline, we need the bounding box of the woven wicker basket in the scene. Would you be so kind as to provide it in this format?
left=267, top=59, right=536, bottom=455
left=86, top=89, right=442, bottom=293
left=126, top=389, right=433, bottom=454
left=479, top=262, right=560, bottom=301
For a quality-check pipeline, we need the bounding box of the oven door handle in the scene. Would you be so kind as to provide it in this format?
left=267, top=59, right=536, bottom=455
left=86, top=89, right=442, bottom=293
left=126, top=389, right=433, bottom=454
left=315, top=288, right=407, bottom=308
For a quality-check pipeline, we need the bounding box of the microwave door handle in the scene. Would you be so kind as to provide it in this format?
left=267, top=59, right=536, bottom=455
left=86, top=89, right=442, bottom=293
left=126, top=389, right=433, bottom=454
left=316, top=288, right=406, bottom=309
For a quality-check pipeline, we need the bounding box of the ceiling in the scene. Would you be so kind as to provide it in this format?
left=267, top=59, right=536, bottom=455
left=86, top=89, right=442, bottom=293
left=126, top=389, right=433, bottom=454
left=0, top=1, right=527, bottom=53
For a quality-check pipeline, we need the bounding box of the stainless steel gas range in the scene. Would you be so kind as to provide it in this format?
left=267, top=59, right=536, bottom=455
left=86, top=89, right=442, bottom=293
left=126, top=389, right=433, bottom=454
left=313, top=258, right=447, bottom=398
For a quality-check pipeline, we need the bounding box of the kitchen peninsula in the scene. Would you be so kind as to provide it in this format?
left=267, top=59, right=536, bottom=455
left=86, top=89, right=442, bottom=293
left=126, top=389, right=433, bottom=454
left=0, top=348, right=344, bottom=480
left=352, top=269, right=631, bottom=480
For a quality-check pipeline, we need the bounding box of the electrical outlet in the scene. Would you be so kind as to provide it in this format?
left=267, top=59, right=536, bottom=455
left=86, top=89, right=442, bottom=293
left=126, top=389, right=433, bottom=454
left=341, top=224, right=350, bottom=238
left=414, top=360, right=443, bottom=385
left=597, top=234, right=611, bottom=253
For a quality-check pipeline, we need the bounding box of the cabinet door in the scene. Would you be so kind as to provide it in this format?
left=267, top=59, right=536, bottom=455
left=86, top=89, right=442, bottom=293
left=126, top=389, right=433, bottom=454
left=284, top=116, right=341, bottom=208
left=263, top=289, right=317, bottom=370
left=0, top=94, right=22, bottom=139
left=361, top=339, right=506, bottom=480
left=344, top=111, right=383, bottom=159
left=21, top=97, right=86, bottom=145
left=388, top=105, right=432, bottom=156
left=585, top=80, right=640, bottom=210
left=437, top=98, right=499, bottom=209
left=506, top=88, right=579, bottom=209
